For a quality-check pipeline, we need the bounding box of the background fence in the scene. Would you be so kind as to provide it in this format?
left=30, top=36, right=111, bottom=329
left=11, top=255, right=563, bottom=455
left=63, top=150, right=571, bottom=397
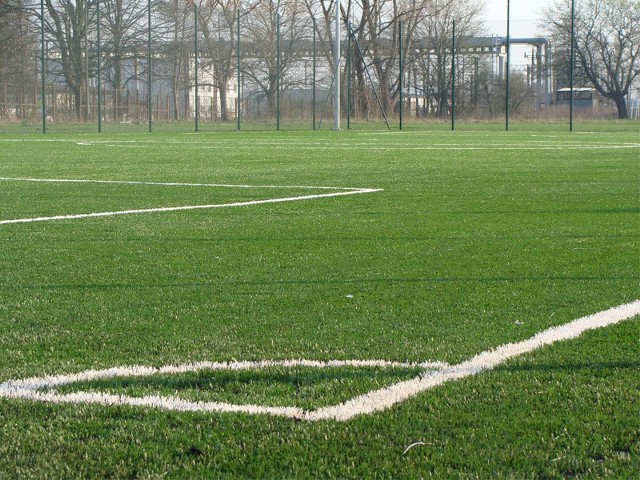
left=1, top=0, right=637, bottom=133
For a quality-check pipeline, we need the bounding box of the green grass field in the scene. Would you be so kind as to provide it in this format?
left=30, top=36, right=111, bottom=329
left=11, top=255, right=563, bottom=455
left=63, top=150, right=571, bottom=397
left=0, top=122, right=638, bottom=478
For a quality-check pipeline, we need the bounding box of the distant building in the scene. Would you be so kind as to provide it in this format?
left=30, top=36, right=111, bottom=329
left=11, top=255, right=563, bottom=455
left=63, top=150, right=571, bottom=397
left=556, top=88, right=597, bottom=109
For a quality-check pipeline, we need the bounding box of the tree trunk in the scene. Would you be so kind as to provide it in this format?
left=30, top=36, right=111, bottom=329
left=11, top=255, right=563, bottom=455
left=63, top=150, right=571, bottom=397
left=219, top=84, right=228, bottom=122
left=113, top=57, right=123, bottom=120
left=74, top=87, right=82, bottom=121
left=613, top=94, right=629, bottom=119
left=172, top=82, right=179, bottom=120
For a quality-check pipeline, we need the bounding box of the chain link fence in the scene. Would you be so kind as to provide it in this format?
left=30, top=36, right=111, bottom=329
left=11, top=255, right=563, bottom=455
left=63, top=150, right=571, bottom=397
left=1, top=0, right=636, bottom=133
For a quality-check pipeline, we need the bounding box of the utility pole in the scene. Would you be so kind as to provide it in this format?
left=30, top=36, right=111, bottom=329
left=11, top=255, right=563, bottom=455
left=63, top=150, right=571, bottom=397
left=333, top=1, right=340, bottom=130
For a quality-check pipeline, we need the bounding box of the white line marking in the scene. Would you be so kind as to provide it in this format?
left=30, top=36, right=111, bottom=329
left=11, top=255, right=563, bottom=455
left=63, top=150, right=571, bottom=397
left=0, top=360, right=446, bottom=420
left=1, top=301, right=638, bottom=421
left=1, top=359, right=445, bottom=391
left=71, top=142, right=639, bottom=150
left=1, top=138, right=637, bottom=150
left=305, top=300, right=640, bottom=421
left=0, top=177, right=382, bottom=225
left=0, top=177, right=365, bottom=191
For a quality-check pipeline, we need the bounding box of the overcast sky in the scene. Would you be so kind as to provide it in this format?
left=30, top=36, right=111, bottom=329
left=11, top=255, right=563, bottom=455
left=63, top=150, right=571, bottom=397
left=482, top=0, right=556, bottom=38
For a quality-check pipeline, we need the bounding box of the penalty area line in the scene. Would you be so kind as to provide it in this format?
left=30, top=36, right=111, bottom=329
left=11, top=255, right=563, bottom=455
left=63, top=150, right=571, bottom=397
left=0, top=177, right=370, bottom=191
left=0, top=187, right=383, bottom=226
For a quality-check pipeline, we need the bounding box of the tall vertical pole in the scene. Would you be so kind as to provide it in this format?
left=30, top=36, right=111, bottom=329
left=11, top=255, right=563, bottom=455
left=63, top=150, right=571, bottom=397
left=333, top=1, right=340, bottom=130
left=399, top=19, right=403, bottom=131
left=40, top=0, right=46, bottom=134
left=97, top=0, right=102, bottom=133
left=276, top=13, right=280, bottom=131
left=147, top=0, right=152, bottom=133
left=569, top=0, right=575, bottom=132
left=505, top=0, right=510, bottom=131
left=237, top=8, right=241, bottom=131
left=84, top=2, right=90, bottom=121
left=451, top=19, right=455, bottom=131
left=194, top=3, right=199, bottom=132
left=347, top=22, right=351, bottom=130
left=312, top=18, right=317, bottom=130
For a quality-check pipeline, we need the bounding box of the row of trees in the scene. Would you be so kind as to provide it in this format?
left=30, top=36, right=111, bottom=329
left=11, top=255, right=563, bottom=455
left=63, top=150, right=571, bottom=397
left=0, top=0, right=486, bottom=122
left=544, top=0, right=640, bottom=119
left=1, top=0, right=638, bottom=121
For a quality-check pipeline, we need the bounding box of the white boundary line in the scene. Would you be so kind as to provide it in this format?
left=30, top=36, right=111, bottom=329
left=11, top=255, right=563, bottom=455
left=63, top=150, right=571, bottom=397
left=0, top=177, right=382, bottom=225
left=0, top=360, right=447, bottom=421
left=306, top=300, right=640, bottom=421
left=1, top=301, right=638, bottom=421
left=0, top=177, right=364, bottom=190
left=71, top=143, right=640, bottom=150
left=1, top=138, right=637, bottom=150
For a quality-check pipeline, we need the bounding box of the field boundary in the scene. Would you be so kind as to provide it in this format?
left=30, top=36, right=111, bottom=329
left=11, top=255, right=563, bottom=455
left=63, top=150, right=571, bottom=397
left=1, top=300, right=638, bottom=421
left=0, top=177, right=382, bottom=225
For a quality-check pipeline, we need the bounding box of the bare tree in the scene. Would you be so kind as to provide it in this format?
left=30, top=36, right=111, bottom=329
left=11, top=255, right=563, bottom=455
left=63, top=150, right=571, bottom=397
left=100, top=0, right=148, bottom=120
left=307, top=0, right=403, bottom=118
left=352, top=0, right=437, bottom=116
left=304, top=0, right=484, bottom=119
left=197, top=0, right=243, bottom=122
left=242, top=0, right=311, bottom=116
left=0, top=1, right=21, bottom=43
left=302, top=0, right=340, bottom=114
left=0, top=1, right=37, bottom=120
left=0, top=1, right=34, bottom=78
left=543, top=0, right=640, bottom=119
left=43, top=0, right=96, bottom=121
left=413, top=0, right=483, bottom=118
left=302, top=0, right=432, bottom=118
left=155, top=0, right=194, bottom=120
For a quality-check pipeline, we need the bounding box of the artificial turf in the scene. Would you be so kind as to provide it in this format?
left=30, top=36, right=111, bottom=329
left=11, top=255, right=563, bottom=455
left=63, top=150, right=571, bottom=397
left=0, top=122, right=638, bottom=477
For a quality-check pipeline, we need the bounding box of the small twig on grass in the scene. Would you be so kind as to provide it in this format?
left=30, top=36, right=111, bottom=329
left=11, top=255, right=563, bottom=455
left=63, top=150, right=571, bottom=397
left=402, top=442, right=426, bottom=455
